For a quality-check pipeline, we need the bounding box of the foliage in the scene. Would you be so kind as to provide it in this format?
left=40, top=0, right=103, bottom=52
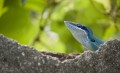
left=0, top=0, right=120, bottom=53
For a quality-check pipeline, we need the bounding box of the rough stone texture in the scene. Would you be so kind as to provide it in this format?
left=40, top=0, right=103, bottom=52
left=0, top=34, right=120, bottom=73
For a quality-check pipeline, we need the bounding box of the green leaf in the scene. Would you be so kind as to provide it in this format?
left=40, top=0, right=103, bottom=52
left=94, top=0, right=111, bottom=12
left=0, top=0, right=39, bottom=45
left=0, top=0, right=7, bottom=17
left=25, top=0, right=46, bottom=12
left=40, top=27, right=66, bottom=53
left=103, top=24, right=116, bottom=40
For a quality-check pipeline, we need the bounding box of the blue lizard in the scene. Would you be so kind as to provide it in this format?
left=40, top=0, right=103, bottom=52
left=64, top=21, right=104, bottom=51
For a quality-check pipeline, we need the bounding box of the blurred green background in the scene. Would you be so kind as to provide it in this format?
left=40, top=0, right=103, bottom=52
left=0, top=0, right=120, bottom=53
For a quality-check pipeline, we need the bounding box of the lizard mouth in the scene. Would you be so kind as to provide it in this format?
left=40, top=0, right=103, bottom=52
left=64, top=21, right=82, bottom=28
left=64, top=21, right=89, bottom=31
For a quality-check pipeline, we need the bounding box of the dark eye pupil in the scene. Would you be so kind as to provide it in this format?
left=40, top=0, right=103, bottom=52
left=91, top=39, right=95, bottom=42
left=77, top=25, right=81, bottom=27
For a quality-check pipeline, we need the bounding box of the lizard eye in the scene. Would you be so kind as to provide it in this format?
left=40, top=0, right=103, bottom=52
left=91, top=39, right=95, bottom=42
left=77, top=25, right=82, bottom=28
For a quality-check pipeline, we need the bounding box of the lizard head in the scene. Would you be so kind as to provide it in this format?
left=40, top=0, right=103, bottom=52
left=64, top=21, right=103, bottom=51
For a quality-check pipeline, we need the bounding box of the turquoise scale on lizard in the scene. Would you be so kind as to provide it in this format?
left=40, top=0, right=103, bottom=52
left=64, top=21, right=104, bottom=51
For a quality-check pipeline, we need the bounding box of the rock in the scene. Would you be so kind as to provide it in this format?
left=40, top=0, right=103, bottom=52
left=0, top=34, right=120, bottom=73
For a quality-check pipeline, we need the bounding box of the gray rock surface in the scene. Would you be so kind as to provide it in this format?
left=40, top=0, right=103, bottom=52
left=0, top=34, right=120, bottom=73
